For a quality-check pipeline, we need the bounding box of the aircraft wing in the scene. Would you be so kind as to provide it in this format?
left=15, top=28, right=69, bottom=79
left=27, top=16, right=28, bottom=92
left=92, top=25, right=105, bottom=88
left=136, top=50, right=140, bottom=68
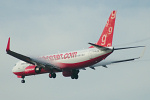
left=89, top=57, right=140, bottom=69
left=6, top=38, right=61, bottom=71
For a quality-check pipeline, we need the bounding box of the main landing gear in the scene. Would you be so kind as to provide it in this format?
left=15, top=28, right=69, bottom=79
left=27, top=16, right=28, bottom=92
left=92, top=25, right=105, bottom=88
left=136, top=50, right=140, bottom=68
left=71, top=74, right=78, bottom=79
left=49, top=73, right=56, bottom=78
left=71, top=70, right=79, bottom=79
left=21, top=76, right=25, bottom=83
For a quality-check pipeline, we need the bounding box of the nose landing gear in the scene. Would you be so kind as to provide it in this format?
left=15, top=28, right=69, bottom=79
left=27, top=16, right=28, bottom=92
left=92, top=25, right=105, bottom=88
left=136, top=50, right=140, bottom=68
left=21, top=79, right=25, bottom=83
left=21, top=76, right=25, bottom=83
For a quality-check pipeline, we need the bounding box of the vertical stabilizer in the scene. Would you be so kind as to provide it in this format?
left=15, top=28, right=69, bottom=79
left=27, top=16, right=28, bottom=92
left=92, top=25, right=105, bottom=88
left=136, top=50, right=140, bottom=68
left=90, top=10, right=116, bottom=48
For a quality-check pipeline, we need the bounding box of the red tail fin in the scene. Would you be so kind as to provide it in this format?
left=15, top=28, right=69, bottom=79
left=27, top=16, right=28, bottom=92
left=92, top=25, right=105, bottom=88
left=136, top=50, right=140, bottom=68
left=90, top=10, right=116, bottom=48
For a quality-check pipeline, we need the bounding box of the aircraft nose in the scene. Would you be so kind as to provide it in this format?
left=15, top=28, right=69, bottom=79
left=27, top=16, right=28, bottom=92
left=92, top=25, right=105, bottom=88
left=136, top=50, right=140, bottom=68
left=12, top=66, right=17, bottom=74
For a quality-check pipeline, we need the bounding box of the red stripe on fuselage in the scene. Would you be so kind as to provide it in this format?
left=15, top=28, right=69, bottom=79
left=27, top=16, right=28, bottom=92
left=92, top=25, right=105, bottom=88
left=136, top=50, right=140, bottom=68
left=59, top=52, right=112, bottom=69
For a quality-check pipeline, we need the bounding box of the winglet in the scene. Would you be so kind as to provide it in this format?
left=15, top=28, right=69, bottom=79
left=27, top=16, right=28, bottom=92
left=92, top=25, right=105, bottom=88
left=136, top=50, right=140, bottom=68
left=6, top=37, right=10, bottom=51
left=140, top=46, right=146, bottom=58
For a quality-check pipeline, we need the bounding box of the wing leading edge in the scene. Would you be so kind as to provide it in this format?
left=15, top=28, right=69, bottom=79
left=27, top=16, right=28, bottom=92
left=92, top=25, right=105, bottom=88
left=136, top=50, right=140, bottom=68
left=6, top=38, right=61, bottom=71
left=91, top=57, right=140, bottom=69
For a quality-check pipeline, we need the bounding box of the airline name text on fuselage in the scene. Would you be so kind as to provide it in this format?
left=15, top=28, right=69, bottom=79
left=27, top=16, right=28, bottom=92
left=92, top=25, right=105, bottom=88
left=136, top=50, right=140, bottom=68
left=42, top=52, right=77, bottom=60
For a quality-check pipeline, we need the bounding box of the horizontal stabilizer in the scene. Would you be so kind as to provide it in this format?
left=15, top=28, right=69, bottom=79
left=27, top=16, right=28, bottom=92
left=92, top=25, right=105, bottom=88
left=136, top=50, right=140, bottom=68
left=88, top=43, right=112, bottom=51
left=114, top=46, right=145, bottom=50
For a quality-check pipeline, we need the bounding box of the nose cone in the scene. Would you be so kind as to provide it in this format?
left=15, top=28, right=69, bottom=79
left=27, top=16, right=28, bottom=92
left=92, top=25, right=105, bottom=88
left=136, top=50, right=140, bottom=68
left=12, top=64, right=26, bottom=76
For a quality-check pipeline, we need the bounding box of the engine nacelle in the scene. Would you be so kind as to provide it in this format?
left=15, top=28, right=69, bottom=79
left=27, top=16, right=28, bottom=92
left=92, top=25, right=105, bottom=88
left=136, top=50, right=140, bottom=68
left=62, top=70, right=73, bottom=77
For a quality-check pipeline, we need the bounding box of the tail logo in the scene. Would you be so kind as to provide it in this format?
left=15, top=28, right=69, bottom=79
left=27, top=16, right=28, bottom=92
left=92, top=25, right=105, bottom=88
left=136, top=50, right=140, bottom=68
left=99, top=10, right=116, bottom=47
left=89, top=10, right=116, bottom=48
left=101, top=34, right=107, bottom=45
left=111, top=11, right=116, bottom=19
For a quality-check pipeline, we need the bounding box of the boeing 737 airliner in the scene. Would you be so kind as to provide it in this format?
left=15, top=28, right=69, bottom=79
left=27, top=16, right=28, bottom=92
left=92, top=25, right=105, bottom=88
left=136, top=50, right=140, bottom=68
left=6, top=10, right=144, bottom=83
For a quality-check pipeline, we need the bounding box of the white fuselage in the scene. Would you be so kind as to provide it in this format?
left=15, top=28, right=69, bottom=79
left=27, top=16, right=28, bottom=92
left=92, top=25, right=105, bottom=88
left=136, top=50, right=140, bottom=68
left=12, top=48, right=113, bottom=74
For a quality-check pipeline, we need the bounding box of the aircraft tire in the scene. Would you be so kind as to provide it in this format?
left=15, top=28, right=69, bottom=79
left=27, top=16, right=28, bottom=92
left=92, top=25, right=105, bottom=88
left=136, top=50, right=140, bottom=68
left=74, top=74, right=78, bottom=79
left=71, top=75, right=74, bottom=79
left=52, top=73, right=56, bottom=78
left=21, top=80, right=25, bottom=83
left=49, top=73, right=56, bottom=78
left=49, top=73, right=52, bottom=78
left=71, top=74, right=79, bottom=79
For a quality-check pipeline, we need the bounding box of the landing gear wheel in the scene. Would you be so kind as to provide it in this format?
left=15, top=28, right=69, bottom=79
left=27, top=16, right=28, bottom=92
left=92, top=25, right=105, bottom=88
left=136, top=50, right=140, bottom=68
left=74, top=74, right=78, bottom=79
left=71, top=74, right=78, bottom=79
left=21, top=80, right=25, bottom=83
left=49, top=73, right=52, bottom=78
left=71, top=75, right=75, bottom=79
left=71, top=70, right=79, bottom=79
left=21, top=76, right=25, bottom=83
left=52, top=73, right=56, bottom=78
left=49, top=73, right=56, bottom=78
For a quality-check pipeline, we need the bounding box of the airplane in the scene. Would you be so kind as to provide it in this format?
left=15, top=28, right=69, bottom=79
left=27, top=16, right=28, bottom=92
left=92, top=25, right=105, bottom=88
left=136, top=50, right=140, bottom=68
left=6, top=10, right=145, bottom=83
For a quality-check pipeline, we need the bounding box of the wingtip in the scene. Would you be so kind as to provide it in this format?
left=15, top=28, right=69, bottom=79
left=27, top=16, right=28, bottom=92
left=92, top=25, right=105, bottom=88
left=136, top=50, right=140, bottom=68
left=6, top=37, right=10, bottom=51
left=112, top=10, right=117, bottom=13
left=140, top=46, right=146, bottom=58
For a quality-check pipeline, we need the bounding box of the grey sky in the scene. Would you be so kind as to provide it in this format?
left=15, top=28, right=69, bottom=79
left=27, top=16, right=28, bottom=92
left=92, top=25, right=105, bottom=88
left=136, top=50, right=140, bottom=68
left=0, top=0, right=150, bottom=100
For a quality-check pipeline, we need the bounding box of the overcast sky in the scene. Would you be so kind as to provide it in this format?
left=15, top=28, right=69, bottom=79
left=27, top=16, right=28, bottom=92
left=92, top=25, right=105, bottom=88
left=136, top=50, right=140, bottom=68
left=0, top=0, right=150, bottom=100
